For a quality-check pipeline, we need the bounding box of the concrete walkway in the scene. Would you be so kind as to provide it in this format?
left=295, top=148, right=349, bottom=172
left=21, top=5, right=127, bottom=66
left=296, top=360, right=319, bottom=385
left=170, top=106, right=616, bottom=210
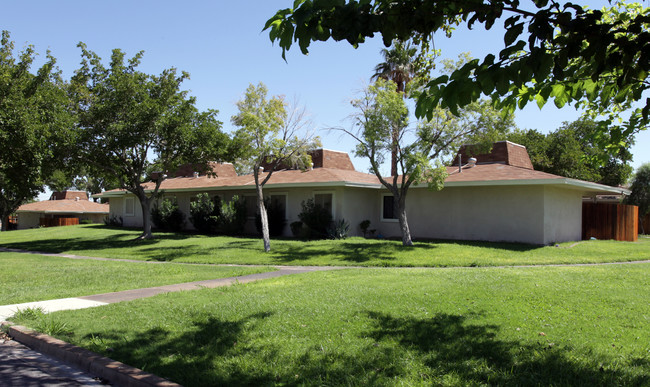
left=0, top=253, right=343, bottom=386
left=0, top=338, right=105, bottom=386
left=0, top=265, right=339, bottom=321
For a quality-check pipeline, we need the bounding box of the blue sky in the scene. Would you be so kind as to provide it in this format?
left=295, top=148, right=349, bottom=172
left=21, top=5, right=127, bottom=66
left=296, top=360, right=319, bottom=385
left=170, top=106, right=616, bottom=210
left=1, top=0, right=647, bottom=199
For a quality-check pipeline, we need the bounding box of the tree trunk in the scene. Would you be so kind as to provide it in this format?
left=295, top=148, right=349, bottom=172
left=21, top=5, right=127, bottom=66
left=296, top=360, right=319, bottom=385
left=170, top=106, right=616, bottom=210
left=138, top=195, right=153, bottom=240
left=396, top=194, right=413, bottom=246
left=0, top=214, right=8, bottom=232
left=390, top=125, right=399, bottom=177
left=257, top=184, right=271, bottom=252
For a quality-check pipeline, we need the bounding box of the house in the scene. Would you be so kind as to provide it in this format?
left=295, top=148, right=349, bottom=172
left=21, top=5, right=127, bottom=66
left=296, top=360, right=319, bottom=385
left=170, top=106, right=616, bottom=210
left=95, top=142, right=629, bottom=245
left=16, top=191, right=109, bottom=229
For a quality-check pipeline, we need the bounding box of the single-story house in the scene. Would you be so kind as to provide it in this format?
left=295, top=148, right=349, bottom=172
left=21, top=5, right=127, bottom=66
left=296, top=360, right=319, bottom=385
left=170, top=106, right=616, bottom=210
left=16, top=191, right=109, bottom=229
left=95, top=142, right=629, bottom=245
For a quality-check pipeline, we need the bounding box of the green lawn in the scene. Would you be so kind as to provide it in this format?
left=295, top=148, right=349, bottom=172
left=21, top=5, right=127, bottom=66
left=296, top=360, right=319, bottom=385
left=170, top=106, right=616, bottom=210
left=1, top=224, right=648, bottom=267
left=0, top=252, right=272, bottom=304
left=12, top=264, right=650, bottom=386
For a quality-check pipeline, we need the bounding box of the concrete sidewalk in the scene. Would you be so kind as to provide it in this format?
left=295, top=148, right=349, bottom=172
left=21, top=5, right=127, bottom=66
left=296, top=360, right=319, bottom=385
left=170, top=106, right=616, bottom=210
left=0, top=256, right=342, bottom=386
left=0, top=337, right=106, bottom=386
left=0, top=266, right=337, bottom=321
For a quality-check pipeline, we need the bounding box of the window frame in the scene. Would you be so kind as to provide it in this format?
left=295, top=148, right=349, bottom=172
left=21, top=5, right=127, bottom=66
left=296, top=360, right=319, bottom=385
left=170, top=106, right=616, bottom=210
left=267, top=192, right=288, bottom=220
left=243, top=193, right=258, bottom=219
left=124, top=196, right=136, bottom=217
left=380, top=193, right=399, bottom=223
left=312, top=191, right=335, bottom=219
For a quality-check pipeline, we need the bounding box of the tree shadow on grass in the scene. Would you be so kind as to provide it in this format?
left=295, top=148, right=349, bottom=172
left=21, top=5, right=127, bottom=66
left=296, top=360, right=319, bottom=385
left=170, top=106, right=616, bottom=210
left=0, top=229, right=193, bottom=256
left=75, top=309, right=648, bottom=386
left=360, top=311, right=649, bottom=386
left=81, top=311, right=277, bottom=386
left=267, top=240, right=440, bottom=264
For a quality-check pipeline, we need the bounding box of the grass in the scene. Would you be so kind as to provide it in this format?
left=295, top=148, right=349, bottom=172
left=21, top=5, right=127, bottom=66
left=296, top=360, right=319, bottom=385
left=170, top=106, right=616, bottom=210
left=0, top=252, right=273, bottom=304
left=1, top=224, right=648, bottom=267
left=12, top=264, right=650, bottom=386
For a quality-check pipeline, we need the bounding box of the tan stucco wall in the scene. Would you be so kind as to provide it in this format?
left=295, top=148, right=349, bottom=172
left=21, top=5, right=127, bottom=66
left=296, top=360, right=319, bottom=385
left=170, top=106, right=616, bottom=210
left=110, top=187, right=349, bottom=236
left=376, top=185, right=547, bottom=244
left=542, top=186, right=583, bottom=244
left=105, top=183, right=583, bottom=244
left=17, top=212, right=106, bottom=229
left=17, top=212, right=41, bottom=229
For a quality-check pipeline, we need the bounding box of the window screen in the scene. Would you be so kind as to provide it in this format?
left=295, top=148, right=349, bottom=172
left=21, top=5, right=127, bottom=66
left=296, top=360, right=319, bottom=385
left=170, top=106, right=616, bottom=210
left=383, top=195, right=396, bottom=219
left=314, top=193, right=333, bottom=216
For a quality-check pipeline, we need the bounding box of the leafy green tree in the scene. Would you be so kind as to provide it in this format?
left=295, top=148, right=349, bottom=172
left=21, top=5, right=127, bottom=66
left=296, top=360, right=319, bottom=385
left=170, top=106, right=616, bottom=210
left=506, top=118, right=633, bottom=186
left=46, top=170, right=74, bottom=193
left=345, top=79, right=512, bottom=245
left=71, top=44, right=229, bottom=239
left=266, top=0, right=649, bottom=152
left=231, top=83, right=320, bottom=252
left=372, top=39, right=419, bottom=177
left=73, top=171, right=120, bottom=202
left=0, top=31, right=74, bottom=231
left=626, top=164, right=650, bottom=234
left=506, top=129, right=550, bottom=170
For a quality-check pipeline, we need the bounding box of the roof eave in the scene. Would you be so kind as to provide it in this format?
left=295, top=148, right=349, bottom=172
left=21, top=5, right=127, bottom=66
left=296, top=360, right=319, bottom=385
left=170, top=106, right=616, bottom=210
left=93, top=180, right=383, bottom=197
left=436, top=178, right=629, bottom=195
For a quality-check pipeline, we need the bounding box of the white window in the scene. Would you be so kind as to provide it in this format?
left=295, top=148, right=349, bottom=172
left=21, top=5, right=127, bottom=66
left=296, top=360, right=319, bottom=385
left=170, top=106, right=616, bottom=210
left=381, top=194, right=398, bottom=222
left=313, top=192, right=334, bottom=218
left=124, top=197, right=135, bottom=217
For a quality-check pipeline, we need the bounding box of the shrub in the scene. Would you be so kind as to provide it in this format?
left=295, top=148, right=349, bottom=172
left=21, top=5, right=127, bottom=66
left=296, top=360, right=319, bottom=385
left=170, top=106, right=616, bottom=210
left=255, top=198, right=287, bottom=237
left=190, top=193, right=220, bottom=234
left=151, top=198, right=186, bottom=232
left=359, top=219, right=376, bottom=238
left=217, top=195, right=247, bottom=235
left=79, top=219, right=93, bottom=225
left=298, top=198, right=332, bottom=238
left=104, top=215, right=123, bottom=227
left=328, top=218, right=350, bottom=240
left=290, top=221, right=303, bottom=237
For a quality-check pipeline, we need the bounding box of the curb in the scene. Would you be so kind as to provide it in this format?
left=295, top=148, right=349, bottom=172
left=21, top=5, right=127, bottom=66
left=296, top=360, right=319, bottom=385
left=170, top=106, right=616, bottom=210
left=2, top=322, right=182, bottom=387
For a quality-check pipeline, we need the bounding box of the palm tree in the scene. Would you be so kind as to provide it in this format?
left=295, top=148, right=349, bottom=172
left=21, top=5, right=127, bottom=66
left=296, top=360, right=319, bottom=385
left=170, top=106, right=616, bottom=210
left=372, top=40, right=418, bottom=176
left=372, top=40, right=418, bottom=94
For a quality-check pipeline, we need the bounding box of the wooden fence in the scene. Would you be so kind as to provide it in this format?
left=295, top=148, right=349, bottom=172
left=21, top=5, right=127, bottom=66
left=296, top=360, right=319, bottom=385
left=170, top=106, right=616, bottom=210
left=39, top=217, right=80, bottom=228
left=582, top=203, right=638, bottom=242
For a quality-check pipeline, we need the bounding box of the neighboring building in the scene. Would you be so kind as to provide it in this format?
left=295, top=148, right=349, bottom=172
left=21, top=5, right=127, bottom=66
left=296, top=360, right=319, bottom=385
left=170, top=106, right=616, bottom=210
left=16, top=191, right=109, bottom=229
left=95, top=142, right=629, bottom=245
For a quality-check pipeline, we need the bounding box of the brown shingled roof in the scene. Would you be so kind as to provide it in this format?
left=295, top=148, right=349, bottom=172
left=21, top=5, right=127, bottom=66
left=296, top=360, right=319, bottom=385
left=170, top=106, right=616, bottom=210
left=444, top=163, right=563, bottom=182
left=95, top=142, right=625, bottom=197
left=458, top=141, right=534, bottom=170
left=17, top=200, right=109, bottom=214
left=49, top=191, right=89, bottom=201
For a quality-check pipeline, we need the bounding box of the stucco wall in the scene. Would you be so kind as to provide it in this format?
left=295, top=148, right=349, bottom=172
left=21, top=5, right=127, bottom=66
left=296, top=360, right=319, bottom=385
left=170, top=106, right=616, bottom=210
left=17, top=212, right=106, bottom=229
left=105, top=183, right=583, bottom=244
left=109, top=187, right=349, bottom=236
left=17, top=212, right=41, bottom=229
left=376, top=185, right=548, bottom=244
left=542, top=186, right=583, bottom=244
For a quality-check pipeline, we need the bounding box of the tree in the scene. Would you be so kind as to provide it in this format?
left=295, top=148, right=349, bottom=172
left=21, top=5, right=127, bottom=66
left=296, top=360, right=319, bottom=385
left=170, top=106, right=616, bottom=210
left=71, top=44, right=229, bottom=239
left=0, top=31, right=74, bottom=231
left=265, top=1, right=650, bottom=152
left=46, top=170, right=74, bottom=193
left=627, top=163, right=650, bottom=234
left=506, top=118, right=633, bottom=186
left=231, top=83, right=319, bottom=252
left=345, top=79, right=512, bottom=245
left=372, top=40, right=418, bottom=94
left=372, top=39, right=419, bottom=177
